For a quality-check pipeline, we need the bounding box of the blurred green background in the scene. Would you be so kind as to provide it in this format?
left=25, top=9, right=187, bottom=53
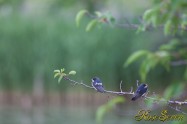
left=0, top=0, right=186, bottom=124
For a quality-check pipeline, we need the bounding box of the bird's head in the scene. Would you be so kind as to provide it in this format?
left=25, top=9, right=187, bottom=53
left=92, top=77, right=101, bottom=83
left=143, top=84, right=148, bottom=88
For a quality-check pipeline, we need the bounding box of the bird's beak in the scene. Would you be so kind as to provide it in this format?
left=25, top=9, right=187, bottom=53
left=91, top=79, right=94, bottom=82
left=144, top=84, right=148, bottom=88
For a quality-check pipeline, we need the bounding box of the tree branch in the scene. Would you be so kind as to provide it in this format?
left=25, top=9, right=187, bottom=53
left=144, top=96, right=187, bottom=105
left=115, top=23, right=139, bottom=30
left=168, top=104, right=187, bottom=115
left=114, top=19, right=187, bottom=31
left=170, top=60, right=187, bottom=66
left=64, top=76, right=94, bottom=89
left=84, top=11, right=187, bottom=32
left=63, top=76, right=187, bottom=115
left=64, top=76, right=134, bottom=95
left=168, top=100, right=187, bottom=106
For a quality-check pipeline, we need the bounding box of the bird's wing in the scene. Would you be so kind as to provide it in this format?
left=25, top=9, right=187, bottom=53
left=136, top=89, right=140, bottom=93
left=97, top=85, right=105, bottom=92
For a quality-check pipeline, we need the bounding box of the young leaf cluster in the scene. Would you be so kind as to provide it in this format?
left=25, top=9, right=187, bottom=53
left=54, top=68, right=76, bottom=83
left=125, top=50, right=171, bottom=81
left=76, top=10, right=115, bottom=32
left=142, top=0, right=187, bottom=35
left=125, top=39, right=187, bottom=81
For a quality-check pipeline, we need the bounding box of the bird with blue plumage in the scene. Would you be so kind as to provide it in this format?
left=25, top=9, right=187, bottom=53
left=131, top=83, right=148, bottom=101
left=91, top=77, right=105, bottom=93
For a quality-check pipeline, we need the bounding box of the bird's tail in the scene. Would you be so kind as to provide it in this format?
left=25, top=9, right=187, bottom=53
left=131, top=95, right=138, bottom=101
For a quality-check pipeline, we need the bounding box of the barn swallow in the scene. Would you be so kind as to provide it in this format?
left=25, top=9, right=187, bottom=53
left=131, top=83, right=148, bottom=101
left=91, top=77, right=105, bottom=93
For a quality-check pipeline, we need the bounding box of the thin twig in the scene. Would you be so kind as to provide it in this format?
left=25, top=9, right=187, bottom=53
left=136, top=80, right=139, bottom=87
left=64, top=76, right=133, bottom=95
left=115, top=21, right=187, bottom=31
left=168, top=104, right=187, bottom=115
left=145, top=96, right=187, bottom=106
left=120, top=81, right=123, bottom=92
left=62, top=76, right=187, bottom=114
left=168, top=100, right=187, bottom=105
left=85, top=11, right=187, bottom=31
left=104, top=90, right=134, bottom=95
left=130, top=87, right=133, bottom=93
left=115, top=23, right=139, bottom=30
left=170, top=60, right=187, bottom=66
left=64, top=76, right=94, bottom=89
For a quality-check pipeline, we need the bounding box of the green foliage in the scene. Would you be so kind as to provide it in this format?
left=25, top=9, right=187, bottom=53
left=159, top=39, right=180, bottom=51
left=96, top=97, right=125, bottom=124
left=139, top=53, right=159, bottom=81
left=164, top=20, right=173, bottom=35
left=86, top=19, right=99, bottom=32
left=76, top=10, right=88, bottom=27
left=124, top=50, right=150, bottom=67
left=181, top=14, right=187, bottom=30
left=163, top=83, right=185, bottom=100
left=142, top=0, right=187, bottom=35
left=54, top=68, right=76, bottom=83
left=69, top=71, right=76, bottom=75
left=125, top=49, right=171, bottom=81
left=125, top=37, right=187, bottom=81
left=155, top=51, right=171, bottom=70
left=75, top=10, right=115, bottom=32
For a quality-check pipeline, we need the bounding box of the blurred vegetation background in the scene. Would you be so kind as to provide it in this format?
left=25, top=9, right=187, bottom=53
left=0, top=0, right=186, bottom=124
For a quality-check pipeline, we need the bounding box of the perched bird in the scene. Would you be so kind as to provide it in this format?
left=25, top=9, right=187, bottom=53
left=131, top=83, right=148, bottom=101
left=91, top=77, right=105, bottom=93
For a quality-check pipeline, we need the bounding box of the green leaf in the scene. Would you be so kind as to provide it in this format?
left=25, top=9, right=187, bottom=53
left=151, top=15, right=159, bottom=27
left=54, top=70, right=60, bottom=73
left=139, top=60, right=150, bottom=81
left=163, top=83, right=185, bottom=100
left=143, top=9, right=155, bottom=22
left=107, top=96, right=125, bottom=107
left=136, top=25, right=146, bottom=33
left=181, top=21, right=187, bottom=30
left=54, top=73, right=60, bottom=78
left=105, top=14, right=115, bottom=25
left=124, top=50, right=149, bottom=67
left=159, top=39, right=180, bottom=51
left=61, top=68, right=65, bottom=73
left=75, top=10, right=88, bottom=27
left=96, top=97, right=125, bottom=124
left=69, top=70, right=76, bottom=75
left=155, top=51, right=170, bottom=58
left=164, top=20, right=172, bottom=35
left=139, top=54, right=159, bottom=81
left=95, top=11, right=102, bottom=17
left=58, top=74, right=64, bottom=83
left=86, top=19, right=98, bottom=32
left=96, top=105, right=108, bottom=124
left=155, top=51, right=171, bottom=71
left=181, top=14, right=187, bottom=30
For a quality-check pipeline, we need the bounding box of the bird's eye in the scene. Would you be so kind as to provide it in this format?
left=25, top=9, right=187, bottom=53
left=93, top=77, right=98, bottom=80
